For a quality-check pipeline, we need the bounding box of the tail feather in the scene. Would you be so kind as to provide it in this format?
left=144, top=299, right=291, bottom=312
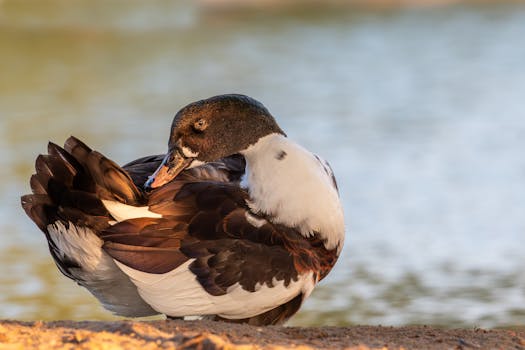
left=63, top=136, right=92, bottom=166
left=63, top=136, right=144, bottom=204
left=29, top=174, right=47, bottom=195
left=21, top=136, right=160, bottom=317
left=48, top=141, right=82, bottom=174
left=21, top=194, right=53, bottom=231
left=22, top=136, right=145, bottom=234
left=86, top=150, right=143, bottom=204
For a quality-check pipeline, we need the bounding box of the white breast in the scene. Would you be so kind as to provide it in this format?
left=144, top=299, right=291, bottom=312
left=241, top=134, right=345, bottom=252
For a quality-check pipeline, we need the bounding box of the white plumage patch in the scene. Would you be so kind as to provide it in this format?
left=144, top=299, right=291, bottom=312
left=101, top=200, right=162, bottom=222
left=46, top=221, right=158, bottom=317
left=48, top=221, right=103, bottom=271
left=241, top=133, right=345, bottom=252
left=114, top=260, right=314, bottom=319
left=244, top=212, right=267, bottom=228
left=188, top=159, right=205, bottom=169
left=181, top=145, right=199, bottom=158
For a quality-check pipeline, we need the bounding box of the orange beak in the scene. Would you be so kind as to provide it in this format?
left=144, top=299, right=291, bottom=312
left=145, top=149, right=192, bottom=190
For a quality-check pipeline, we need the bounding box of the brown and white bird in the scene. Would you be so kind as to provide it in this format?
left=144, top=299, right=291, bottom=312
left=21, top=94, right=345, bottom=325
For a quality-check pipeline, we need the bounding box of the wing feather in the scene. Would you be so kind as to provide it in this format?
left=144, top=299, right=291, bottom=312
left=102, top=181, right=307, bottom=298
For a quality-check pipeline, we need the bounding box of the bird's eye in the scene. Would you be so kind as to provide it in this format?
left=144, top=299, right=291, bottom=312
left=193, top=119, right=208, bottom=132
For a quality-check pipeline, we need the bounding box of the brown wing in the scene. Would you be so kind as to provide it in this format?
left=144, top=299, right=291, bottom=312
left=101, top=180, right=337, bottom=297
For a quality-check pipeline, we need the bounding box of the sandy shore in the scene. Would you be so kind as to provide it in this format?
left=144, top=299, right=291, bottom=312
left=1, top=320, right=524, bottom=349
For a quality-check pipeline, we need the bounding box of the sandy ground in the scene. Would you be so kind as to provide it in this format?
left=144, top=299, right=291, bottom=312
left=1, top=320, right=525, bottom=349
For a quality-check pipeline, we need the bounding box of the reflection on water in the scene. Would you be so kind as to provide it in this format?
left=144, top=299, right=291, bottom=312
left=1, top=1, right=525, bottom=327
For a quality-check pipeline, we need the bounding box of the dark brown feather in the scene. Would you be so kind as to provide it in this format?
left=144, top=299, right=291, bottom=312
left=122, top=154, right=165, bottom=186
left=87, top=151, right=143, bottom=204
left=103, top=241, right=188, bottom=274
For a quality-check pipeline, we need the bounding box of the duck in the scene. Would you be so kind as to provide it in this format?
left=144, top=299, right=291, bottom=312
left=21, top=94, right=345, bottom=325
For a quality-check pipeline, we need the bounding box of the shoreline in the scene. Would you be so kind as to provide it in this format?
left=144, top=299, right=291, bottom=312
left=1, top=319, right=524, bottom=349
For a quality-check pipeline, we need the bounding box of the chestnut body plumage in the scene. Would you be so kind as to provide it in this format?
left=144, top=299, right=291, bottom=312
left=21, top=94, right=345, bottom=325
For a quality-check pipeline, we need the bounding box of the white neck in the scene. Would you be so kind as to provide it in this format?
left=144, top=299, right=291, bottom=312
left=241, top=133, right=345, bottom=253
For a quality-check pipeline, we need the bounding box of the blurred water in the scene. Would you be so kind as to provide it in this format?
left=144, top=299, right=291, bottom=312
left=1, top=1, right=525, bottom=327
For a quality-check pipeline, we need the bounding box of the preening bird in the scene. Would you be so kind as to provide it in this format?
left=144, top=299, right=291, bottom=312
left=21, top=94, right=345, bottom=325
